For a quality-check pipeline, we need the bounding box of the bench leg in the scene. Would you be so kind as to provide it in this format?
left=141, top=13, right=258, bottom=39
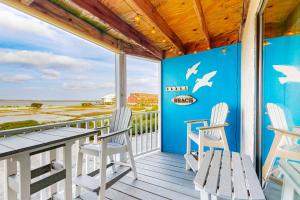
left=186, top=125, right=191, bottom=170
left=125, top=133, right=138, bottom=179
left=18, top=153, right=31, bottom=200
left=281, top=176, right=294, bottom=200
left=50, top=149, right=58, bottom=196
left=4, top=158, right=17, bottom=200
left=99, top=140, right=107, bottom=200
left=63, top=142, right=73, bottom=200
left=76, top=139, right=84, bottom=196
left=200, top=190, right=210, bottom=200
left=40, top=152, right=48, bottom=200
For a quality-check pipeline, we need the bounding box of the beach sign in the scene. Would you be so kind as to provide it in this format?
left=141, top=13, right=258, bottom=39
left=171, top=95, right=196, bottom=106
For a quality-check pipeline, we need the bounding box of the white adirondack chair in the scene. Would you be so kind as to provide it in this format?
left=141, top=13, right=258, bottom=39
left=184, top=102, right=229, bottom=172
left=75, top=107, right=137, bottom=200
left=278, top=160, right=300, bottom=200
left=263, top=103, right=300, bottom=181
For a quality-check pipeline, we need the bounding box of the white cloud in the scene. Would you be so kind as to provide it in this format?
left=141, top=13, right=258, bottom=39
left=0, top=74, right=33, bottom=82
left=0, top=50, right=111, bottom=71
left=40, top=69, right=60, bottom=80
left=0, top=10, right=56, bottom=39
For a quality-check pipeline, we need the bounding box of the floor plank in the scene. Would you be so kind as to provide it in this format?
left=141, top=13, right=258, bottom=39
left=136, top=158, right=193, bottom=174
left=119, top=176, right=198, bottom=200
left=136, top=167, right=194, bottom=187
left=111, top=182, right=168, bottom=200
left=146, top=154, right=186, bottom=164
left=126, top=173, right=199, bottom=198
left=136, top=162, right=195, bottom=181
left=141, top=157, right=186, bottom=168
left=106, top=188, right=139, bottom=200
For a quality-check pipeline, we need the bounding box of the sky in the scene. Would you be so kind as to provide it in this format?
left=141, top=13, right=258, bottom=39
left=0, top=3, right=159, bottom=100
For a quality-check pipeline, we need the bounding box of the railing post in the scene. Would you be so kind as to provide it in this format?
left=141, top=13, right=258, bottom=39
left=140, top=113, right=143, bottom=154
left=150, top=112, right=153, bottom=150
left=135, top=114, right=138, bottom=155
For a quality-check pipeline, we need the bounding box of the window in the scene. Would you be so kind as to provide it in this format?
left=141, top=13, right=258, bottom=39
left=260, top=0, right=300, bottom=193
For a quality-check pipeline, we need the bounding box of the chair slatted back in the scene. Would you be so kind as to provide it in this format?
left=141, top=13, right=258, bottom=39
left=267, top=103, right=293, bottom=145
left=207, top=102, right=229, bottom=139
left=109, top=107, right=132, bottom=144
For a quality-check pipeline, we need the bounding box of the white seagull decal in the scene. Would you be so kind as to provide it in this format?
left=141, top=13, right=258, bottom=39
left=273, top=65, right=300, bottom=84
left=192, top=71, right=217, bottom=93
left=186, top=62, right=200, bottom=80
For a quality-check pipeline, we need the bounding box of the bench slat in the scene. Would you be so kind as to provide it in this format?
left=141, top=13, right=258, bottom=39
left=242, top=155, right=265, bottom=200
left=232, top=152, right=248, bottom=200
left=204, top=150, right=222, bottom=195
left=218, top=151, right=232, bottom=199
left=194, top=150, right=214, bottom=188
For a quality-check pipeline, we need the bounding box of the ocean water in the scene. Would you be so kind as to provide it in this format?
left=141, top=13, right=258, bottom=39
left=0, top=100, right=98, bottom=106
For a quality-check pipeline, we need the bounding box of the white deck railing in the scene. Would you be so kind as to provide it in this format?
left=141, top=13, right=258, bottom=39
left=0, top=111, right=160, bottom=199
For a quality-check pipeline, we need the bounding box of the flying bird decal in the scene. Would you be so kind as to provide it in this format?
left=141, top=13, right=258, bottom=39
left=186, top=62, right=200, bottom=80
left=192, top=71, right=217, bottom=93
left=273, top=65, right=300, bottom=84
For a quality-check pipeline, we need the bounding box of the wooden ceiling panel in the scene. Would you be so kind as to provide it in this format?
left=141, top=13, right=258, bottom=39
left=99, top=0, right=177, bottom=51
left=265, top=0, right=299, bottom=24
left=201, top=0, right=242, bottom=38
left=149, top=0, right=207, bottom=43
left=264, top=0, right=300, bottom=38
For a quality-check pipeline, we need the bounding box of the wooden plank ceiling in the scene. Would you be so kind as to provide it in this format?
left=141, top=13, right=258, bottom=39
left=4, top=0, right=246, bottom=60
left=264, top=0, right=300, bottom=38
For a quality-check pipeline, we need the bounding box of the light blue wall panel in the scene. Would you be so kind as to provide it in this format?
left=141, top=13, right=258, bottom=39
left=262, top=35, right=300, bottom=163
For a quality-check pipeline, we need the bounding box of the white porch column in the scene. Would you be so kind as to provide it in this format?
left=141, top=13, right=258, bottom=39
left=115, top=52, right=127, bottom=109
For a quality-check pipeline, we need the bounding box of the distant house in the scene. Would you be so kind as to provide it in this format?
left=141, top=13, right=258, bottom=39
left=98, top=94, right=116, bottom=105
left=127, top=93, right=158, bottom=105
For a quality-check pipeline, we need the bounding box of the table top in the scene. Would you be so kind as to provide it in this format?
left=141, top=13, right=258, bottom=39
left=0, top=127, right=98, bottom=158
left=194, top=150, right=265, bottom=200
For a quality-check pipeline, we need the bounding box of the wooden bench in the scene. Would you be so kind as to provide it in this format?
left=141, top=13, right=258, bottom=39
left=194, top=150, right=265, bottom=200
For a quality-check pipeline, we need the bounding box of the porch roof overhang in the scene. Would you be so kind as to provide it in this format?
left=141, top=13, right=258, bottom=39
left=1, top=0, right=298, bottom=61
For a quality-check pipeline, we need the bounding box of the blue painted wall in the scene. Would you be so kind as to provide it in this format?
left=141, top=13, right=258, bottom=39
left=262, top=34, right=300, bottom=163
left=161, top=44, right=241, bottom=155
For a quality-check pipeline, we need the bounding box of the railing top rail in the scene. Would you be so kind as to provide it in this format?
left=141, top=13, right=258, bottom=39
left=0, top=110, right=159, bottom=137
left=132, top=111, right=159, bottom=114
left=0, top=115, right=111, bottom=136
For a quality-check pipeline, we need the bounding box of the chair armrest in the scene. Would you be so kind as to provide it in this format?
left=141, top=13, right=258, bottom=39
left=184, top=119, right=209, bottom=124
left=268, top=126, right=300, bottom=139
left=98, top=127, right=132, bottom=140
left=197, top=123, right=229, bottom=131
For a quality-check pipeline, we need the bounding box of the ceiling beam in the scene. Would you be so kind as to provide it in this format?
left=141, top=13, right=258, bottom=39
left=72, top=0, right=162, bottom=60
left=184, top=31, right=239, bottom=54
left=192, top=0, right=210, bottom=49
left=1, top=0, right=160, bottom=60
left=129, top=0, right=185, bottom=54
